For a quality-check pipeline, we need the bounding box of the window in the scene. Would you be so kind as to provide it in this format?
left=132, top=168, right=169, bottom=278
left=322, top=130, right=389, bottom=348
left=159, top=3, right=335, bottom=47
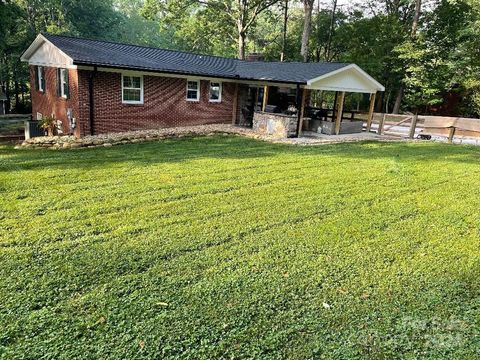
left=36, top=66, right=45, bottom=92
left=122, top=75, right=143, bottom=104
left=57, top=68, right=69, bottom=98
left=209, top=82, right=222, bottom=102
left=186, top=80, right=200, bottom=101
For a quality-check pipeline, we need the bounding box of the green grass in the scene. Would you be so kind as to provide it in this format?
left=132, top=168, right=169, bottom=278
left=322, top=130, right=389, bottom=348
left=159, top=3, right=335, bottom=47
left=0, top=136, right=479, bottom=359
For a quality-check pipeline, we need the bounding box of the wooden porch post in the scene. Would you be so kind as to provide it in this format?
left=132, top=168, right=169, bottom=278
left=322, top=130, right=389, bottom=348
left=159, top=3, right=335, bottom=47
left=332, top=91, right=338, bottom=122
left=335, top=91, right=345, bottom=135
left=262, top=85, right=269, bottom=112
left=295, top=84, right=303, bottom=137
left=232, top=83, right=239, bottom=125
left=409, top=112, right=418, bottom=139
left=448, top=126, right=456, bottom=144
left=377, top=113, right=386, bottom=135
left=366, top=92, right=376, bottom=132
left=298, top=88, right=307, bottom=136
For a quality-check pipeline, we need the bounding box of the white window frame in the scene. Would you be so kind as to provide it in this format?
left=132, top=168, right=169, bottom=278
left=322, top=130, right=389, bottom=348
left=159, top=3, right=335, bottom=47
left=186, top=79, right=200, bottom=101
left=121, top=74, right=144, bottom=104
left=60, top=68, right=68, bottom=98
left=209, top=81, right=222, bottom=103
left=38, top=66, right=44, bottom=92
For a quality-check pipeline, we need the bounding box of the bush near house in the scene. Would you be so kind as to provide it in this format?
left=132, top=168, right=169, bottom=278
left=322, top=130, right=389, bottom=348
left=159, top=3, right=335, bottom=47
left=0, top=136, right=479, bottom=358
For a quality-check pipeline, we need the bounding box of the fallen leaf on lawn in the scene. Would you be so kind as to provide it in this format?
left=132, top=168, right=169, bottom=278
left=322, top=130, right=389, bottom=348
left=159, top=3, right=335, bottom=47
left=361, top=293, right=370, bottom=300
left=156, top=302, right=169, bottom=307
left=323, top=302, right=331, bottom=309
left=139, top=340, right=145, bottom=349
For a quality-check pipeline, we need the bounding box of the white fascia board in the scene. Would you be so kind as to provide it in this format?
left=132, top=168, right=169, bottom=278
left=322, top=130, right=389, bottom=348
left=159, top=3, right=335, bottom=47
left=21, top=34, right=75, bottom=68
left=20, top=34, right=46, bottom=62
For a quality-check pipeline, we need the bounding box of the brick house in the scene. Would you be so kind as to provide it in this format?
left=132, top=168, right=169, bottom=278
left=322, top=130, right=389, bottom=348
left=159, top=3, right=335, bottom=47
left=21, top=34, right=384, bottom=138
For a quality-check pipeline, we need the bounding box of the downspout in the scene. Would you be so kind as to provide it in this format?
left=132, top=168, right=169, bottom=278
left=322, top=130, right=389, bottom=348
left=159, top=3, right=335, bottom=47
left=88, top=66, right=97, bottom=135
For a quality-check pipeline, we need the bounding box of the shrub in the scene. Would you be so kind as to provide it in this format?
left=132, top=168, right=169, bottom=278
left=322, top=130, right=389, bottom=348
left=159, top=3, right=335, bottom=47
left=38, top=115, right=57, bottom=136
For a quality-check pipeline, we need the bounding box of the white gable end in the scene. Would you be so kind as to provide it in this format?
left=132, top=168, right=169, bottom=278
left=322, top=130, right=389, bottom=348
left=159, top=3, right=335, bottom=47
left=305, top=65, right=384, bottom=93
left=21, top=34, right=75, bottom=68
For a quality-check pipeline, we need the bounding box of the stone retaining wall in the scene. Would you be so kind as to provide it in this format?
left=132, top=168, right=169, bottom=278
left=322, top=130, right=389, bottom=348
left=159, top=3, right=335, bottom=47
left=16, top=125, right=256, bottom=150
left=15, top=123, right=399, bottom=150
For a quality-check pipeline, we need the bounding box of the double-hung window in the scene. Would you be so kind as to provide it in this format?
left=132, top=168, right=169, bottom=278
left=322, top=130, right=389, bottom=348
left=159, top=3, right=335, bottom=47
left=57, top=68, right=69, bottom=98
left=209, top=82, right=222, bottom=102
left=186, top=80, right=200, bottom=101
left=36, top=66, right=45, bottom=92
left=122, top=74, right=143, bottom=104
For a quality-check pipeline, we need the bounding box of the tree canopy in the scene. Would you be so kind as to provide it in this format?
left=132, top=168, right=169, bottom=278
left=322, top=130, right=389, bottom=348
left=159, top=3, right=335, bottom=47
left=1, top=0, right=479, bottom=116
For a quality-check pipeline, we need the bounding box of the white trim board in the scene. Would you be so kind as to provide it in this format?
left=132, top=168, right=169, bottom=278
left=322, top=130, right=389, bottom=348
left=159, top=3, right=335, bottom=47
left=21, top=34, right=76, bottom=69
left=306, top=64, right=385, bottom=93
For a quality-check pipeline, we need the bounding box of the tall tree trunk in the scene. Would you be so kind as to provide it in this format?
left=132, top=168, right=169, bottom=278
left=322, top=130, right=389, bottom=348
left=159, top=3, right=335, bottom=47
left=14, top=80, right=19, bottom=112
left=238, top=31, right=246, bottom=59
left=300, top=0, right=314, bottom=62
left=325, top=0, right=337, bottom=62
left=394, top=0, right=421, bottom=113
left=237, top=0, right=247, bottom=60
left=5, top=79, right=10, bottom=114
left=392, top=85, right=403, bottom=114
left=280, top=0, right=288, bottom=61
left=411, top=0, right=422, bottom=37
left=385, top=89, right=391, bottom=113
left=13, top=66, right=19, bottom=112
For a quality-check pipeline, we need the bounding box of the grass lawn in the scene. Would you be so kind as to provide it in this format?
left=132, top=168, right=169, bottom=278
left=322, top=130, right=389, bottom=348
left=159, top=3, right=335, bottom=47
left=0, top=136, right=479, bottom=359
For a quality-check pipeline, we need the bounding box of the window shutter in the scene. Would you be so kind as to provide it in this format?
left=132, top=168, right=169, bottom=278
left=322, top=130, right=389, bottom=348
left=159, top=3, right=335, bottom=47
left=56, top=69, right=61, bottom=97
left=65, top=70, right=70, bottom=99
left=34, top=66, right=39, bottom=91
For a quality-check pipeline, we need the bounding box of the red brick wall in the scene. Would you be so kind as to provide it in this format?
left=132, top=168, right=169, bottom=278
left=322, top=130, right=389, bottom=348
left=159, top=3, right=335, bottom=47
left=77, top=70, right=236, bottom=136
left=30, top=66, right=81, bottom=137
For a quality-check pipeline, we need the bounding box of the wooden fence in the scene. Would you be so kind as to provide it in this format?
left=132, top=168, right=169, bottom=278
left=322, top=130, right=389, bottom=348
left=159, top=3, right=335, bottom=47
left=0, top=114, right=31, bottom=141
left=356, top=113, right=480, bottom=144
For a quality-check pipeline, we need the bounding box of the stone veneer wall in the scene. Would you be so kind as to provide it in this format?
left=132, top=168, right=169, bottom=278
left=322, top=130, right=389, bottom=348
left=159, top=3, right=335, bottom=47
left=252, top=112, right=298, bottom=139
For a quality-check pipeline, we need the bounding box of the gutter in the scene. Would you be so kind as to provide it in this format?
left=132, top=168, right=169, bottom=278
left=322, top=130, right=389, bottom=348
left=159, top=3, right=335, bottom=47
left=88, top=66, right=98, bottom=136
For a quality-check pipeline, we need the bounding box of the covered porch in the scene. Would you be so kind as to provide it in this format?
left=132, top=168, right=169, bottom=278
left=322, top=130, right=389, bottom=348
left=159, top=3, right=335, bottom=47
left=237, top=64, right=385, bottom=139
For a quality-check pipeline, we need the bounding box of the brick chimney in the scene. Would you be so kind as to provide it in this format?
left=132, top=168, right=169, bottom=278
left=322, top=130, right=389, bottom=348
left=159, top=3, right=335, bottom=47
left=246, top=53, right=265, bottom=62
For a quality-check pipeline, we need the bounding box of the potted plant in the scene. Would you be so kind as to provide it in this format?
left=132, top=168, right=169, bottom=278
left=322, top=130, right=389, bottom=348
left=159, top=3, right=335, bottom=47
left=38, top=115, right=57, bottom=136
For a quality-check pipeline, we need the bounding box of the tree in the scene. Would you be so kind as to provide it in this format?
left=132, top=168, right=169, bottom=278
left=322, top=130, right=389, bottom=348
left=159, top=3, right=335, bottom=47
left=0, top=0, right=30, bottom=113
left=142, top=0, right=281, bottom=59
left=280, top=0, right=288, bottom=61
left=2, top=0, right=479, bottom=117
left=392, top=0, right=422, bottom=113
left=300, top=0, right=314, bottom=62
left=324, top=0, right=338, bottom=62
left=0, top=0, right=158, bottom=113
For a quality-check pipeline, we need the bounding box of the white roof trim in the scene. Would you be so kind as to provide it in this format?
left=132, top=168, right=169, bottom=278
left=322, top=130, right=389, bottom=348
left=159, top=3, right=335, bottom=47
left=306, top=64, right=385, bottom=92
left=21, top=34, right=74, bottom=65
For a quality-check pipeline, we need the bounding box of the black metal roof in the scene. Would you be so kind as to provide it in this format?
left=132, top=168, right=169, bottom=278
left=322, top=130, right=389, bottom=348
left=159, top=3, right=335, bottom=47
left=44, top=33, right=349, bottom=84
